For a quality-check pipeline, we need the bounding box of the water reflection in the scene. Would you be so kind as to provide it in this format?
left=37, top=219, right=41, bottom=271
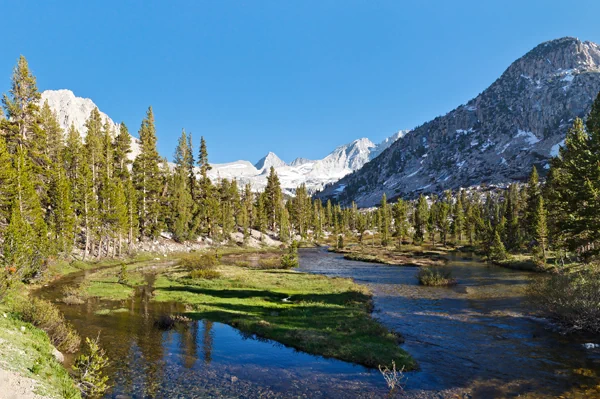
left=37, top=263, right=385, bottom=398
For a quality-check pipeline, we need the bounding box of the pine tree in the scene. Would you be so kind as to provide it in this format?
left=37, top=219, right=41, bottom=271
left=427, top=195, right=438, bottom=245
left=39, top=100, right=64, bottom=167
left=47, top=156, right=75, bottom=255
left=414, top=194, right=428, bottom=244
left=0, top=136, right=15, bottom=225
left=241, top=183, right=253, bottom=238
left=2, top=56, right=42, bottom=153
left=380, top=194, right=390, bottom=246
left=264, top=167, right=282, bottom=232
left=392, top=199, right=409, bottom=248
left=533, top=196, right=548, bottom=266
left=546, top=117, right=600, bottom=259
left=113, top=180, right=129, bottom=255
left=114, top=122, right=132, bottom=181
left=437, top=191, right=452, bottom=246
left=523, top=166, right=541, bottom=243
left=196, top=136, right=215, bottom=236
left=124, top=176, right=138, bottom=252
left=279, top=206, right=291, bottom=243
left=171, top=130, right=194, bottom=242
left=489, top=230, right=507, bottom=262
left=452, top=193, right=464, bottom=244
left=132, top=106, right=162, bottom=238
left=84, top=108, right=105, bottom=193
left=4, top=148, right=48, bottom=278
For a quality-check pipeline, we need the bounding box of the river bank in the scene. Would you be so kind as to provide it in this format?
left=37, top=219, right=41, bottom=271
left=0, top=302, right=80, bottom=399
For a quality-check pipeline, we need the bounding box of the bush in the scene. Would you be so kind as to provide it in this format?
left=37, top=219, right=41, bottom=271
left=417, top=267, right=457, bottom=286
left=179, top=253, right=218, bottom=271
left=72, top=336, right=110, bottom=398
left=528, top=269, right=600, bottom=332
left=190, top=269, right=221, bottom=280
left=117, top=263, right=129, bottom=284
left=337, top=235, right=344, bottom=249
left=12, top=295, right=81, bottom=353
left=281, top=241, right=299, bottom=269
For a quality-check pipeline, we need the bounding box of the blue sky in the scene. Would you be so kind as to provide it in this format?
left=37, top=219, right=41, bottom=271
left=1, top=1, right=600, bottom=163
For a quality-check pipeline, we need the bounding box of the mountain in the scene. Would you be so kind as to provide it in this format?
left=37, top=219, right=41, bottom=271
left=41, top=90, right=404, bottom=195
left=41, top=89, right=141, bottom=160
left=290, top=157, right=313, bottom=167
left=208, top=132, right=405, bottom=195
left=254, top=152, right=287, bottom=172
left=317, top=37, right=600, bottom=206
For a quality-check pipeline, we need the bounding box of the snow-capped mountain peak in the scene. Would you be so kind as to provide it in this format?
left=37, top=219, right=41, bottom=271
left=254, top=152, right=287, bottom=171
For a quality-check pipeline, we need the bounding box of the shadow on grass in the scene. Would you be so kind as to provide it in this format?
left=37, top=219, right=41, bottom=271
left=153, top=283, right=414, bottom=369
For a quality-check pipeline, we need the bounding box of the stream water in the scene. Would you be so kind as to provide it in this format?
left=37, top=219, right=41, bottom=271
left=36, top=249, right=600, bottom=398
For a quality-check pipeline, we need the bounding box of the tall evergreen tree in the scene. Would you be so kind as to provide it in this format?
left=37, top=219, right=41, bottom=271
left=132, top=107, right=162, bottom=238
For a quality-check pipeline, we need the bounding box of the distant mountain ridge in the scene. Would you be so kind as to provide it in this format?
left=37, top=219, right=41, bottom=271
left=317, top=37, right=600, bottom=206
left=41, top=89, right=405, bottom=195
left=208, top=131, right=407, bottom=195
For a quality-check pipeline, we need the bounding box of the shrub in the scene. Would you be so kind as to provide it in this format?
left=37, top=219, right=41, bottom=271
left=12, top=295, right=81, bottom=353
left=117, top=263, right=129, bottom=284
left=281, top=241, right=299, bottom=269
left=190, top=269, right=221, bottom=280
left=72, top=336, right=110, bottom=398
left=337, top=235, right=344, bottom=249
left=179, top=253, right=218, bottom=271
left=528, top=269, right=600, bottom=332
left=417, top=267, right=456, bottom=286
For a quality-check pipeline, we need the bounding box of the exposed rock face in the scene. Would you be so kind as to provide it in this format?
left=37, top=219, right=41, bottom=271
left=40, top=89, right=141, bottom=160
left=318, top=37, right=600, bottom=206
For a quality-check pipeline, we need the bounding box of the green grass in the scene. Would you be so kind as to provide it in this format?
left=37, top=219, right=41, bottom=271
left=45, top=251, right=416, bottom=370
left=0, top=304, right=81, bottom=398
left=152, top=264, right=415, bottom=370
left=417, top=267, right=457, bottom=286
left=83, top=264, right=149, bottom=300
left=44, top=253, right=157, bottom=282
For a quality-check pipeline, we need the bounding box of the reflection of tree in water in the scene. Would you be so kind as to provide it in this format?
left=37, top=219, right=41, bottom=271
left=180, top=320, right=199, bottom=368
left=202, top=320, right=214, bottom=365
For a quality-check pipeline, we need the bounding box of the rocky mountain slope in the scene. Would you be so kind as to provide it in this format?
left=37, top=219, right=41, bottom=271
left=317, top=37, right=600, bottom=206
left=41, top=89, right=141, bottom=159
